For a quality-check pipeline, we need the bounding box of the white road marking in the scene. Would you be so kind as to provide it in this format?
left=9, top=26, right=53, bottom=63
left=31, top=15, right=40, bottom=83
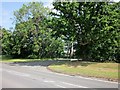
left=46, top=70, right=73, bottom=77
left=4, top=69, right=30, bottom=77
left=43, top=80, right=55, bottom=83
left=56, top=85, right=66, bottom=88
left=61, top=82, right=88, bottom=88
left=43, top=80, right=66, bottom=88
left=77, top=76, right=118, bottom=84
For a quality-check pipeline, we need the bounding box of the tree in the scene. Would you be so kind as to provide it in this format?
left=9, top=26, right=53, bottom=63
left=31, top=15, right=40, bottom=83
left=10, top=2, right=64, bottom=58
left=1, top=27, right=12, bottom=55
left=51, top=2, right=120, bottom=62
left=0, top=26, right=2, bottom=55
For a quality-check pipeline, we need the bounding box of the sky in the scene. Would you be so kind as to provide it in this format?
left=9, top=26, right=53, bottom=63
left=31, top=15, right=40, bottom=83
left=0, top=0, right=53, bottom=30
left=0, top=0, right=120, bottom=30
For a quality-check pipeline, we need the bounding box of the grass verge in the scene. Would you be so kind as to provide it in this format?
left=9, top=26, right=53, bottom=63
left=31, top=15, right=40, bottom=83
left=48, top=61, right=119, bottom=82
left=0, top=55, right=56, bottom=62
left=1, top=58, right=57, bottom=63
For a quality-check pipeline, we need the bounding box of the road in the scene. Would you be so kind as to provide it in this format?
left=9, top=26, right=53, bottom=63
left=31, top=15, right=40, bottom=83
left=0, top=61, right=118, bottom=89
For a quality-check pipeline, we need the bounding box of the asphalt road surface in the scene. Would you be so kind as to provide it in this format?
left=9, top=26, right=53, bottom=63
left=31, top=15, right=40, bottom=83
left=0, top=61, right=118, bottom=89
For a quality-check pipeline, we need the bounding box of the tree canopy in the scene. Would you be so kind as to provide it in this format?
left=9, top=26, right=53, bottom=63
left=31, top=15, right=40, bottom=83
left=2, top=2, right=64, bottom=59
left=51, top=2, right=120, bottom=62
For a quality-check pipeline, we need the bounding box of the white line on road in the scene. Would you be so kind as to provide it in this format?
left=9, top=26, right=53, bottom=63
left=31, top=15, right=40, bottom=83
left=61, top=82, right=88, bottom=88
left=53, top=72, right=72, bottom=77
left=43, top=80, right=66, bottom=88
left=43, top=80, right=55, bottom=83
left=56, top=85, right=66, bottom=88
left=77, top=76, right=118, bottom=84
left=4, top=69, right=30, bottom=77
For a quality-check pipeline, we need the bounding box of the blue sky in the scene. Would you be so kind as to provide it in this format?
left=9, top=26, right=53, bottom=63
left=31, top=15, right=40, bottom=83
left=1, top=2, right=26, bottom=29
left=0, top=0, right=119, bottom=30
left=0, top=1, right=53, bottom=30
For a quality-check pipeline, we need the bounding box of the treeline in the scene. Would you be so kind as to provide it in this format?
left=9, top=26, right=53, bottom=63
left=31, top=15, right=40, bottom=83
left=1, top=2, right=120, bottom=62
left=1, top=2, right=64, bottom=59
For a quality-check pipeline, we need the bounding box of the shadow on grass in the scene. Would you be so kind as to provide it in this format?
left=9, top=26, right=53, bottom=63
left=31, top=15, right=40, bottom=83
left=66, top=61, right=97, bottom=67
left=1, top=55, right=12, bottom=60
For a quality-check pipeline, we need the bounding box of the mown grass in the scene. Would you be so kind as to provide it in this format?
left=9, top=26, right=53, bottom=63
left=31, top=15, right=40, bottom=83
left=0, top=55, right=56, bottom=62
left=48, top=61, right=119, bottom=81
left=1, top=58, right=56, bottom=63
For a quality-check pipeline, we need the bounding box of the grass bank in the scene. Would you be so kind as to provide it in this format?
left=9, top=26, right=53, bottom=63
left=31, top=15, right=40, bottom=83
left=48, top=61, right=119, bottom=82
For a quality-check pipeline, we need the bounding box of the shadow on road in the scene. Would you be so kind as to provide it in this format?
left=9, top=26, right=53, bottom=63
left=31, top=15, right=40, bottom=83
left=8, top=60, right=67, bottom=67
left=7, top=60, right=97, bottom=68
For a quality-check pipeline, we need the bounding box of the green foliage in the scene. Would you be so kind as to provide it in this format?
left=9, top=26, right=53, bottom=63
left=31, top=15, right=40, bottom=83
left=1, top=27, right=12, bottom=55
left=1, top=2, right=119, bottom=62
left=51, top=2, right=120, bottom=62
left=1, top=2, right=64, bottom=59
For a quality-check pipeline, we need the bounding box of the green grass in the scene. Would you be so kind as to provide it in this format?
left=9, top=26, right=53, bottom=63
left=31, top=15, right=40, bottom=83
left=1, top=58, right=55, bottom=63
left=48, top=61, right=119, bottom=81
left=0, top=55, right=56, bottom=62
left=1, top=59, right=38, bottom=62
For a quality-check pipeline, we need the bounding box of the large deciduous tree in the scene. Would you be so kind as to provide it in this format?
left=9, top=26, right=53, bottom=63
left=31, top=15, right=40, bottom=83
left=51, top=2, right=120, bottom=62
